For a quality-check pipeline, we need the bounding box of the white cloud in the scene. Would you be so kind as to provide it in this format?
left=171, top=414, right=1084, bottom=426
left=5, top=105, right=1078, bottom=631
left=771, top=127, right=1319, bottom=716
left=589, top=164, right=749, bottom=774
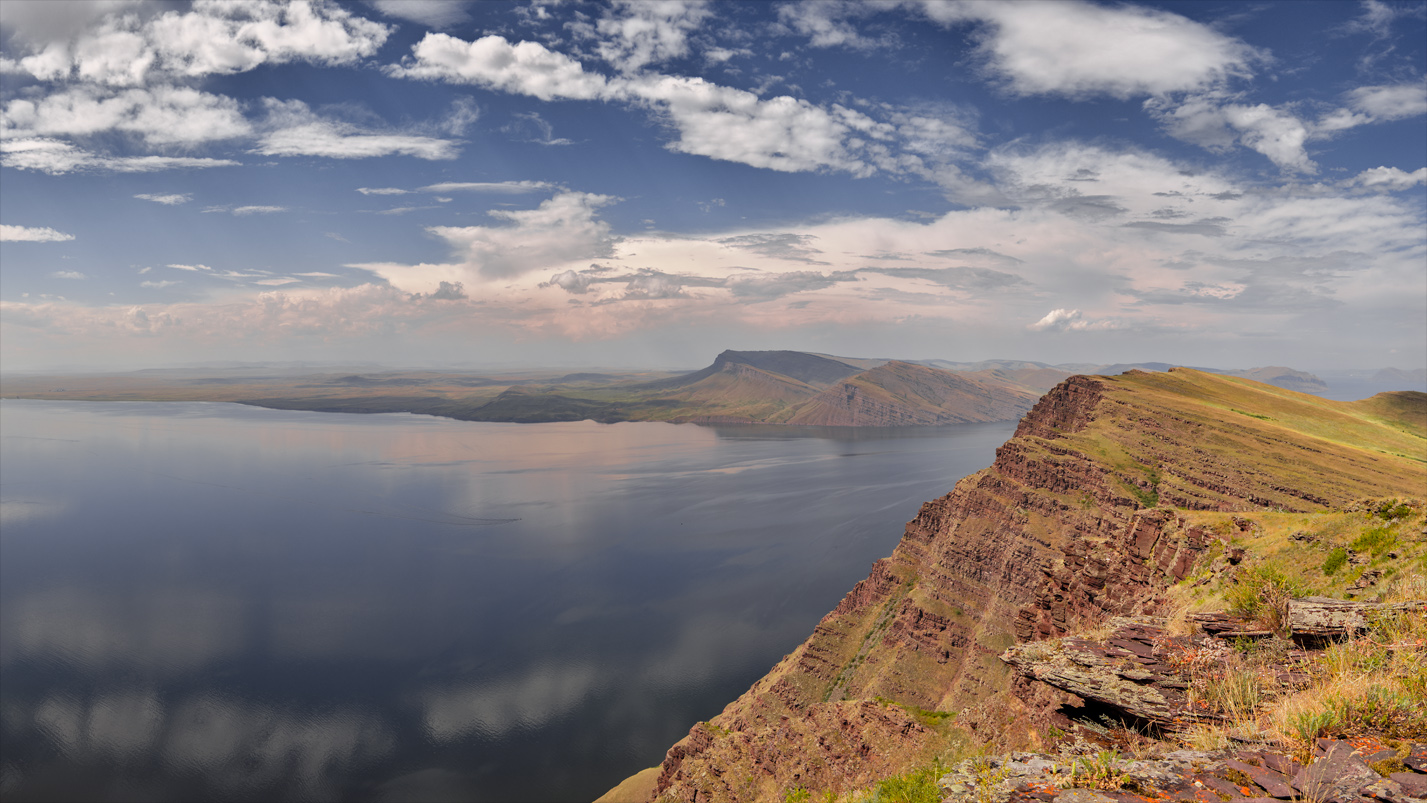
left=420, top=181, right=554, bottom=193
left=4, top=0, right=391, bottom=85
left=231, top=205, right=286, bottom=215
left=388, top=31, right=950, bottom=178
left=356, top=187, right=411, bottom=195
left=354, top=191, right=619, bottom=290
left=0, top=137, right=239, bottom=174
left=1149, top=95, right=1315, bottom=173
left=1346, top=82, right=1427, bottom=121
left=776, top=1, right=883, bottom=50
left=140, top=279, right=179, bottom=288
left=620, top=74, right=890, bottom=174
left=134, top=193, right=192, bottom=205
left=388, top=33, right=609, bottom=101
left=593, top=0, right=711, bottom=73
left=51, top=270, right=86, bottom=279
left=166, top=263, right=212, bottom=271
left=367, top=0, right=471, bottom=29
left=1027, top=308, right=1120, bottom=332
left=1, top=224, right=75, bottom=242
left=1350, top=166, right=1427, bottom=191
left=253, top=99, right=460, bottom=160
left=923, top=0, right=1260, bottom=99
left=1, top=85, right=251, bottom=146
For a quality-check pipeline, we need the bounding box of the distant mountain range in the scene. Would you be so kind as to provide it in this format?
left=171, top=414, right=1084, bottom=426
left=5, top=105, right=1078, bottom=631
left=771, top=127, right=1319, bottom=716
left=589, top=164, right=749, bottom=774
left=7, top=349, right=1411, bottom=427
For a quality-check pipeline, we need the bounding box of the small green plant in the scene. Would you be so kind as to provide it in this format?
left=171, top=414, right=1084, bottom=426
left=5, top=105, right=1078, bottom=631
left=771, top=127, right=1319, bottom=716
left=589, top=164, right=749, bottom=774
left=1069, top=750, right=1129, bottom=790
left=1375, top=499, right=1413, bottom=521
left=871, top=760, right=944, bottom=803
left=1322, top=548, right=1348, bottom=576
left=1226, top=565, right=1306, bottom=634
left=784, top=787, right=812, bottom=803
left=1351, top=527, right=1397, bottom=557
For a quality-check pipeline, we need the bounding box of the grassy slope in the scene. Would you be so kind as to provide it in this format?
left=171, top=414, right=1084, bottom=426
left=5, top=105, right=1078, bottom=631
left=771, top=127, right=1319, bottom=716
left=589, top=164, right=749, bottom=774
left=1058, top=369, right=1425, bottom=512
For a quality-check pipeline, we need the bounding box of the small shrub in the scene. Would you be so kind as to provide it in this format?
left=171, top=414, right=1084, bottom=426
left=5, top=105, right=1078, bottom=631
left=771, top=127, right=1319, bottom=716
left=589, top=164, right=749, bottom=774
left=1351, top=527, right=1397, bottom=557
left=1322, top=548, right=1348, bottom=576
left=871, top=761, right=944, bottom=803
left=1226, top=566, right=1305, bottom=634
left=784, top=788, right=812, bottom=803
left=1376, top=499, right=1414, bottom=521
left=1069, top=750, right=1129, bottom=790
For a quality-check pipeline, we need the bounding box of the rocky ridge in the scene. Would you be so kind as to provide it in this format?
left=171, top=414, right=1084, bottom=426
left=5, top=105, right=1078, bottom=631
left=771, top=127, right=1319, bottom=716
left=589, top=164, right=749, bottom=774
left=633, top=370, right=1426, bottom=802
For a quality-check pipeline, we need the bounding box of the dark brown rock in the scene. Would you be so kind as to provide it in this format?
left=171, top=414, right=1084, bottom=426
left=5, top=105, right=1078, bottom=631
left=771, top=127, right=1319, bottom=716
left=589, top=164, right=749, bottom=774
left=1293, top=742, right=1380, bottom=803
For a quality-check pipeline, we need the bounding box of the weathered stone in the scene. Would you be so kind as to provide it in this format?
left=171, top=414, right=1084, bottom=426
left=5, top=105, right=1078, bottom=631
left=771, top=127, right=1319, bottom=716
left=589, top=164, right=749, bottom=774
left=1287, top=597, right=1424, bottom=638
left=1222, top=759, right=1295, bottom=798
left=1407, top=742, right=1427, bottom=773
left=1390, top=773, right=1427, bottom=797
left=1292, top=742, right=1379, bottom=803
left=1052, top=791, right=1115, bottom=803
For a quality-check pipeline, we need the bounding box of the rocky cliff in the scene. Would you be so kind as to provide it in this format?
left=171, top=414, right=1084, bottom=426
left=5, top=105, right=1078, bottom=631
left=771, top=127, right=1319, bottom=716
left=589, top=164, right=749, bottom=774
left=633, top=369, right=1426, bottom=802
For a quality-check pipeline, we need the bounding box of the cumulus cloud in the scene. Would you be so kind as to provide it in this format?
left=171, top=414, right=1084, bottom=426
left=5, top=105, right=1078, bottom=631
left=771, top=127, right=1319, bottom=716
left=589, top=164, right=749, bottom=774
left=427, top=192, right=618, bottom=279
left=254, top=99, right=460, bottom=160
left=231, top=205, right=286, bottom=215
left=0, top=137, right=238, bottom=174
left=1345, top=82, right=1427, bottom=121
left=1027, top=308, right=1120, bottom=332
left=1, top=224, right=75, bottom=242
left=592, top=0, right=712, bottom=73
left=776, top=1, right=885, bottom=50
left=134, top=192, right=191, bottom=205
left=356, top=187, right=411, bottom=195
left=925, top=0, right=1261, bottom=100
left=1350, top=166, right=1427, bottom=190
left=1148, top=94, right=1316, bottom=173
left=388, top=34, right=609, bottom=100
left=387, top=31, right=896, bottom=176
left=3, top=0, right=391, bottom=85
left=621, top=74, right=890, bottom=174
left=1, top=85, right=251, bottom=145
left=51, top=270, right=86, bottom=279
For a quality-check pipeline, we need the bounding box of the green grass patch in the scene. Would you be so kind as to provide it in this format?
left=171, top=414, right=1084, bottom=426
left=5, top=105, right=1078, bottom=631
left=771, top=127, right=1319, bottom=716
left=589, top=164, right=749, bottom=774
left=1351, top=526, right=1397, bottom=557
left=1322, top=548, right=1348, bottom=576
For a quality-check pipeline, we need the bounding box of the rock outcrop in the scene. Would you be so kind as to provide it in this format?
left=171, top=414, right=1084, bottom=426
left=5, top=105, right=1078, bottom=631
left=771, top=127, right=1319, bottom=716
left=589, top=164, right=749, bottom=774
left=634, top=370, right=1427, bottom=802
left=939, top=738, right=1427, bottom=803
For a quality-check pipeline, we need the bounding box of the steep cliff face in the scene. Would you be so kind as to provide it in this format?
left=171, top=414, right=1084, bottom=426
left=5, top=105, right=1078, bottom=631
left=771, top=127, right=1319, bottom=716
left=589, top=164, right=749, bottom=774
left=640, top=369, right=1426, bottom=802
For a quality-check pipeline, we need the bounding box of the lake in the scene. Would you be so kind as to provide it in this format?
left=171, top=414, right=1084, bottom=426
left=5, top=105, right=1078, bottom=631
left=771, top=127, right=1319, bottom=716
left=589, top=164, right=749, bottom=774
left=0, top=400, right=1015, bottom=802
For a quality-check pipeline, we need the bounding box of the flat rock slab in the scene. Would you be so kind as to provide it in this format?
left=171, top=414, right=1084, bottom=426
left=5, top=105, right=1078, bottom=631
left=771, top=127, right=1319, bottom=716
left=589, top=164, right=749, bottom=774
left=1391, top=772, right=1427, bottom=796
left=1222, top=759, right=1295, bottom=798
left=1408, top=742, right=1427, bottom=773
left=1294, top=742, right=1380, bottom=803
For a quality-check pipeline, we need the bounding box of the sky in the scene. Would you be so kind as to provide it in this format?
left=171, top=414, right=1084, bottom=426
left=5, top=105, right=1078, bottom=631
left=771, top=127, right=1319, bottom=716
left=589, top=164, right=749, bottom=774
left=0, top=0, right=1424, bottom=373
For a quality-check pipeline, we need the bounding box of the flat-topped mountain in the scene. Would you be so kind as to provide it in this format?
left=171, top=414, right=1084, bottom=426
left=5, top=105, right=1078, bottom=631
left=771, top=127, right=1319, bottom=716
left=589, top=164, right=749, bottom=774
left=615, top=369, right=1426, bottom=801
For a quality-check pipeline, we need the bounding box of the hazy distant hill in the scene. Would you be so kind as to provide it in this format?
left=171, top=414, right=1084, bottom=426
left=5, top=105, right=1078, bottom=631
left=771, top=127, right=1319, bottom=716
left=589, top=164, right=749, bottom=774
left=3, top=351, right=1371, bottom=427
left=785, top=361, right=1038, bottom=426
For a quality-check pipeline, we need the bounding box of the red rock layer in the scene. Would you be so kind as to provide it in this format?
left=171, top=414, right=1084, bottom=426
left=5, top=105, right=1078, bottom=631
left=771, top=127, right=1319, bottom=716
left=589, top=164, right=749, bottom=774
left=643, top=371, right=1425, bottom=802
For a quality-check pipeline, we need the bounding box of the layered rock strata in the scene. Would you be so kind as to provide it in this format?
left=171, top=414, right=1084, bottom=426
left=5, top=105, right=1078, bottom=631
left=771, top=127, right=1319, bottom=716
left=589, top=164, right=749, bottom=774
left=640, top=370, right=1426, bottom=802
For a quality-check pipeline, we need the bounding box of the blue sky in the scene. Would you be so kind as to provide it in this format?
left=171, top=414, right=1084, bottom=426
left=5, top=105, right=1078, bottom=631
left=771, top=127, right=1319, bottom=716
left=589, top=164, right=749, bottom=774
left=1, top=0, right=1423, bottom=372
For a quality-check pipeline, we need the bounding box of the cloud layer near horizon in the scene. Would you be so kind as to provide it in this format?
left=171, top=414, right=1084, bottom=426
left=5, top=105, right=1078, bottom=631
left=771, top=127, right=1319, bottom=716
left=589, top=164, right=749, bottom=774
left=1, top=0, right=1423, bottom=370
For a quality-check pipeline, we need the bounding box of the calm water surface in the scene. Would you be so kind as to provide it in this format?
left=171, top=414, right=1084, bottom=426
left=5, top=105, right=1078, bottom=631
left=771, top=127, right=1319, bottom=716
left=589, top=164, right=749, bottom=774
left=0, top=400, right=1014, bottom=802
